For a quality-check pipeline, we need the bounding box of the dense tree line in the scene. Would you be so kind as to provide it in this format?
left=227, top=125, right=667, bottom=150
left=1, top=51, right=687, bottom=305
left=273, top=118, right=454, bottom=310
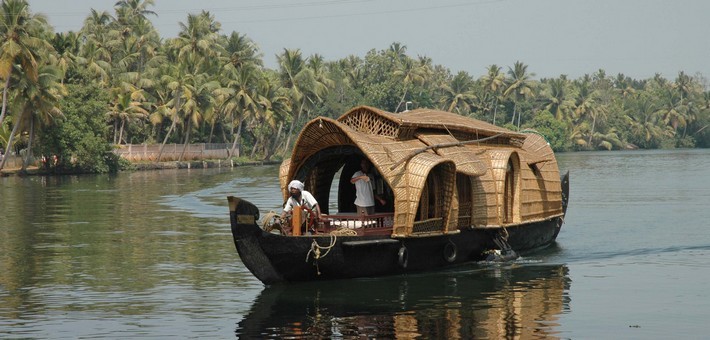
left=1, top=0, right=708, bottom=173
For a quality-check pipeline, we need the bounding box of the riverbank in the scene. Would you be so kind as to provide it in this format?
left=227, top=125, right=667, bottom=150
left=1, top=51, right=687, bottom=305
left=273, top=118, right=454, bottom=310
left=0, top=158, right=281, bottom=177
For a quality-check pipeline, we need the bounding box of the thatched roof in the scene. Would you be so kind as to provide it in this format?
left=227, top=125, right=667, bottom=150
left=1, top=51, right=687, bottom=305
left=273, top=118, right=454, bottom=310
left=281, top=106, right=563, bottom=234
left=284, top=106, right=531, bottom=198
left=337, top=106, right=526, bottom=141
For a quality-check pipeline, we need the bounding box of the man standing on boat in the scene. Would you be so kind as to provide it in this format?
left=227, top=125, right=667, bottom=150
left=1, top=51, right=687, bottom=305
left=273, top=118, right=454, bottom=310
left=351, top=158, right=386, bottom=216
left=281, top=180, right=322, bottom=221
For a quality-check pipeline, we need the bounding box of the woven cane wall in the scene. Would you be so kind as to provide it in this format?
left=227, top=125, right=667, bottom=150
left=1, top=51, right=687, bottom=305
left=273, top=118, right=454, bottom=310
left=485, top=143, right=562, bottom=226
left=470, top=165, right=500, bottom=227
left=377, top=139, right=433, bottom=235
left=396, top=153, right=456, bottom=236
left=337, top=107, right=400, bottom=138
left=488, top=149, right=520, bottom=224
left=520, top=133, right=563, bottom=218
left=290, top=118, right=353, bottom=168
left=279, top=158, right=291, bottom=201
left=416, top=134, right=488, bottom=176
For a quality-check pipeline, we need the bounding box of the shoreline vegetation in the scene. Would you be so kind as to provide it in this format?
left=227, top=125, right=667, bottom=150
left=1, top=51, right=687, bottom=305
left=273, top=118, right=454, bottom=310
left=1, top=0, right=709, bottom=176
left=0, top=157, right=281, bottom=177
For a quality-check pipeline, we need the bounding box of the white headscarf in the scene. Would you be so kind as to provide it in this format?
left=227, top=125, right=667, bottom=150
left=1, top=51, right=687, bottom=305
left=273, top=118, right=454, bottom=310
left=288, top=180, right=305, bottom=191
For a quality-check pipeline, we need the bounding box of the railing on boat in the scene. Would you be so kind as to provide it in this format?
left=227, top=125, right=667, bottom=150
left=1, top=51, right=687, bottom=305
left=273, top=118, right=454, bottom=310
left=317, top=212, right=395, bottom=235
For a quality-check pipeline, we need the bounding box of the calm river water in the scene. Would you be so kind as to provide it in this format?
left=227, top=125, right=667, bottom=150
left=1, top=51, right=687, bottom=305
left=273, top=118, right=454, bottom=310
left=1, top=149, right=709, bottom=338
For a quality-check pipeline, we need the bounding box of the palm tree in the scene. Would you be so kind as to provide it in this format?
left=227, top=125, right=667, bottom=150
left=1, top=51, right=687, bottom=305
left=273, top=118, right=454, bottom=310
left=278, top=48, right=328, bottom=155
left=674, top=71, right=693, bottom=105
left=215, top=63, right=259, bottom=158
left=439, top=71, right=475, bottom=114
left=81, top=8, right=113, bottom=38
left=656, top=87, right=686, bottom=133
left=50, top=31, right=81, bottom=83
left=614, top=73, right=636, bottom=100
left=480, top=64, right=505, bottom=124
left=107, top=84, right=149, bottom=144
left=176, top=71, right=219, bottom=161
left=222, top=32, right=263, bottom=69
left=79, top=9, right=114, bottom=86
left=155, top=62, right=190, bottom=162
left=572, top=75, right=612, bottom=147
left=0, top=65, right=65, bottom=171
left=254, top=74, right=290, bottom=161
left=503, top=61, right=535, bottom=128
left=114, top=0, right=157, bottom=22
left=0, top=0, right=52, bottom=127
left=339, top=54, right=364, bottom=89
left=170, top=10, right=223, bottom=73
left=113, top=0, right=158, bottom=73
left=387, top=42, right=407, bottom=64
left=625, top=94, right=663, bottom=148
left=393, top=57, right=428, bottom=112
left=541, top=77, right=573, bottom=121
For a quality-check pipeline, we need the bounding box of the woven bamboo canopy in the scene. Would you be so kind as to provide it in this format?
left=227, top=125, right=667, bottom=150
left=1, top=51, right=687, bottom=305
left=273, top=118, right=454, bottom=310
left=281, top=106, right=563, bottom=237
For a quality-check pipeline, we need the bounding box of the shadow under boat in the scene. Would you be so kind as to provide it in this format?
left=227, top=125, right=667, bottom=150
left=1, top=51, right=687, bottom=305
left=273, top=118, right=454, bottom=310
left=236, top=258, right=571, bottom=339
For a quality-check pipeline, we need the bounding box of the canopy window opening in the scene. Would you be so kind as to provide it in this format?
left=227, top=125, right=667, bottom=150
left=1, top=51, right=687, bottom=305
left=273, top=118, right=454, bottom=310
left=412, top=164, right=454, bottom=234
left=503, top=156, right=520, bottom=224
left=336, top=154, right=393, bottom=215
left=294, top=146, right=395, bottom=215
left=456, top=173, right=473, bottom=229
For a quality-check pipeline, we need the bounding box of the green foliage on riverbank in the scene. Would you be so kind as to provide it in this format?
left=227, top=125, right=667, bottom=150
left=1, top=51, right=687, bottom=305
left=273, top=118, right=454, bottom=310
left=38, top=80, right=128, bottom=173
left=1, top=0, right=709, bottom=173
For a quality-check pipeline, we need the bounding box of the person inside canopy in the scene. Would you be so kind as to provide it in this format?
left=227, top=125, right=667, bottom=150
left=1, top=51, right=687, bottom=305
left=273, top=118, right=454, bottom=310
left=351, top=158, right=386, bottom=216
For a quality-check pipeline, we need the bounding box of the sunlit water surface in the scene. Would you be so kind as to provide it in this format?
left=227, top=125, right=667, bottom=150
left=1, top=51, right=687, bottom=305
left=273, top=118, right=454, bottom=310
left=1, top=149, right=709, bottom=338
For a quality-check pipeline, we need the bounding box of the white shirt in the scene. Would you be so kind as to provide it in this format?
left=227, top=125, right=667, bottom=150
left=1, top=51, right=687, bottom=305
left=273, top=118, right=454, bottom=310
left=352, top=170, right=375, bottom=207
left=283, top=190, right=318, bottom=212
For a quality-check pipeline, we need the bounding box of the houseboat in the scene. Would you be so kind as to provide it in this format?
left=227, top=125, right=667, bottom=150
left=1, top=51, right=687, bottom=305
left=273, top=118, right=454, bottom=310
left=228, top=106, right=569, bottom=284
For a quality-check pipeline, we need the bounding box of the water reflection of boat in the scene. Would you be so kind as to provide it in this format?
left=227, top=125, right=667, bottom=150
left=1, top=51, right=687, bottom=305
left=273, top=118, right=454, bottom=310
left=228, top=106, right=569, bottom=283
left=236, top=262, right=571, bottom=339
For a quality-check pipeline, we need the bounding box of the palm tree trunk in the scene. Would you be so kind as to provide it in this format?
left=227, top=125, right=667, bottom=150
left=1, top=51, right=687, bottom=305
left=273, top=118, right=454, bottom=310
left=0, top=111, right=24, bottom=171
left=178, top=120, right=191, bottom=162
left=157, top=118, right=177, bottom=162
left=511, top=102, right=517, bottom=125
left=588, top=114, right=597, bottom=146
left=113, top=120, right=118, bottom=144
left=517, top=110, right=522, bottom=129
left=250, top=135, right=260, bottom=159
left=157, top=91, right=181, bottom=162
left=208, top=120, right=215, bottom=143
left=394, top=87, right=409, bottom=113
left=0, top=77, right=11, bottom=127
left=229, top=119, right=243, bottom=158
left=263, top=131, right=276, bottom=162
left=492, top=97, right=498, bottom=125
left=22, top=118, right=35, bottom=171
left=271, top=121, right=284, bottom=157
left=282, top=100, right=305, bottom=155
left=118, top=119, right=126, bottom=145
left=447, top=99, right=457, bottom=113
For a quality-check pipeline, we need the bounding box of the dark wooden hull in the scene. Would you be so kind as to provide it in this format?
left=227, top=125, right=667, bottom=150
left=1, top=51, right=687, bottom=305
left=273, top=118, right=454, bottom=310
left=229, top=174, right=568, bottom=284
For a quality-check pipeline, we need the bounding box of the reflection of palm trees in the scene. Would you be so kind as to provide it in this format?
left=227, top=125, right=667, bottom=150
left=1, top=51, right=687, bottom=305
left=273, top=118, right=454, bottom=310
left=237, top=262, right=570, bottom=339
